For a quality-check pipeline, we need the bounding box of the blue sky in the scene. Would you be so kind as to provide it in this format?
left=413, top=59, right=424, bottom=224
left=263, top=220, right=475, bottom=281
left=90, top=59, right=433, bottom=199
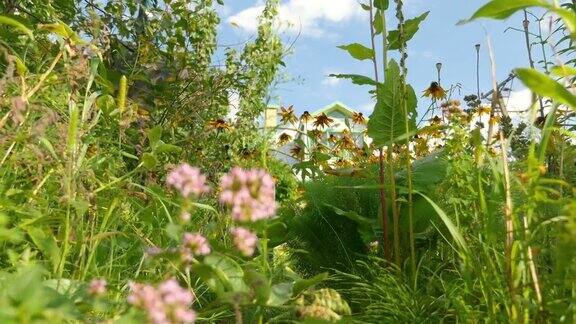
left=216, top=0, right=541, bottom=116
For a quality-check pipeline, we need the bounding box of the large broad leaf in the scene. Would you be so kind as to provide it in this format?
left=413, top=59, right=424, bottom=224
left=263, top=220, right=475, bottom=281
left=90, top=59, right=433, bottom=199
left=395, top=151, right=448, bottom=191
left=367, top=60, right=417, bottom=147
left=467, top=0, right=549, bottom=20
left=337, top=43, right=375, bottom=61
left=192, top=253, right=248, bottom=297
left=292, top=272, right=329, bottom=297
left=515, top=68, right=576, bottom=110
left=326, top=203, right=378, bottom=244
left=387, top=12, right=429, bottom=50
left=267, top=282, right=294, bottom=306
left=328, top=74, right=378, bottom=86
left=462, top=0, right=575, bottom=36
left=243, top=269, right=271, bottom=305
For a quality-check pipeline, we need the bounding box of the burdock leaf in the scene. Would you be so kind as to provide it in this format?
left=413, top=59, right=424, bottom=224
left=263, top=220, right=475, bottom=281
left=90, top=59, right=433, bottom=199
left=328, top=74, right=378, bottom=86
left=337, top=43, right=375, bottom=61
left=458, top=0, right=549, bottom=25
left=515, top=67, right=576, bottom=110
left=367, top=60, right=417, bottom=147
left=387, top=11, right=429, bottom=50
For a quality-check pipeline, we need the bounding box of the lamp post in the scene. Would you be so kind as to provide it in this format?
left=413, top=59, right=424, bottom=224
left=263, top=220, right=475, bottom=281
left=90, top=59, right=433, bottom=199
left=475, top=43, right=481, bottom=98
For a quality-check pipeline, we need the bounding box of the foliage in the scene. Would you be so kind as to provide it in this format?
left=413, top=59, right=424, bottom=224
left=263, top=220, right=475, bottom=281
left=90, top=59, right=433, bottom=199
left=0, top=0, right=575, bottom=323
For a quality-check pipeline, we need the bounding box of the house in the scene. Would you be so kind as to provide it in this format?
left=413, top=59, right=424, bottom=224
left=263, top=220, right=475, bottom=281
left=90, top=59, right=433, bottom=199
left=263, top=101, right=370, bottom=165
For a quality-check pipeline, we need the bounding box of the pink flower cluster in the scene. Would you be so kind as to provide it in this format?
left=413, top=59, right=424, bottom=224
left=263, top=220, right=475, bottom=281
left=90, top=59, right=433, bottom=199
left=180, top=233, right=211, bottom=262
left=128, top=279, right=196, bottom=324
left=88, top=278, right=107, bottom=296
left=230, top=227, right=258, bottom=257
left=219, top=167, right=277, bottom=222
left=167, top=164, right=210, bottom=198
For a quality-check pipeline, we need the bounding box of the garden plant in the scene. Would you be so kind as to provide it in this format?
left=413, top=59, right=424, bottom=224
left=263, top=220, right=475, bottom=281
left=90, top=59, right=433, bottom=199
left=0, top=0, right=575, bottom=322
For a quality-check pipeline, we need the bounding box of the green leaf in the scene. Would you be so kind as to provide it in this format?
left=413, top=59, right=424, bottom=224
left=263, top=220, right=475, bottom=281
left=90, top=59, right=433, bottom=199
left=463, top=1, right=575, bottom=37
left=337, top=43, right=375, bottom=61
left=328, top=74, right=379, bottom=87
left=327, top=203, right=379, bottom=244
left=25, top=227, right=61, bottom=273
left=148, top=126, right=163, bottom=145
left=415, top=192, right=470, bottom=255
left=191, top=202, right=218, bottom=213
left=293, top=272, right=329, bottom=296
left=374, top=0, right=389, bottom=10
left=387, top=11, right=429, bottom=50
left=550, top=65, right=576, bottom=77
left=552, top=7, right=576, bottom=35
left=0, top=15, right=33, bottom=38
left=367, top=60, right=417, bottom=147
left=155, top=142, right=182, bottom=154
left=142, top=152, right=158, bottom=169
left=374, top=10, right=384, bottom=35
left=244, top=269, right=271, bottom=305
left=13, top=55, right=28, bottom=76
left=192, top=253, right=248, bottom=298
left=396, top=152, right=448, bottom=191
left=515, top=68, right=576, bottom=110
left=467, top=0, right=549, bottom=21
left=268, top=282, right=294, bottom=306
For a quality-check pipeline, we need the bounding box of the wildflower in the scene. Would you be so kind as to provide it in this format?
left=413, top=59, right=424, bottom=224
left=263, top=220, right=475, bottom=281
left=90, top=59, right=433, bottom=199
left=290, top=145, right=304, bottom=159
left=430, top=116, right=442, bottom=125
left=313, top=113, right=334, bottom=129
left=300, top=111, right=312, bottom=123
left=489, top=115, right=501, bottom=125
left=166, top=164, right=210, bottom=198
left=219, top=167, right=277, bottom=222
left=279, top=105, right=298, bottom=125
left=368, top=154, right=380, bottom=164
left=180, top=211, right=191, bottom=222
left=422, top=82, right=446, bottom=100
left=338, top=133, right=356, bottom=150
left=351, top=112, right=366, bottom=125
left=278, top=132, right=293, bottom=146
left=182, top=233, right=211, bottom=256
left=146, top=246, right=164, bottom=257
left=230, top=227, right=258, bottom=257
left=207, top=119, right=231, bottom=131
left=476, top=105, right=491, bottom=115
left=313, top=143, right=329, bottom=154
left=328, top=134, right=338, bottom=143
left=128, top=279, right=196, bottom=324
left=88, top=278, right=107, bottom=296
left=334, top=159, right=352, bottom=168
left=308, top=129, right=323, bottom=141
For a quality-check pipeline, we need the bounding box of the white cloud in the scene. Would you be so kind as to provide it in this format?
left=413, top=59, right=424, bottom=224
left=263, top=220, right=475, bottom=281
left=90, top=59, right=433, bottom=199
left=228, top=0, right=364, bottom=37
left=505, top=88, right=533, bottom=113
left=322, top=77, right=341, bottom=87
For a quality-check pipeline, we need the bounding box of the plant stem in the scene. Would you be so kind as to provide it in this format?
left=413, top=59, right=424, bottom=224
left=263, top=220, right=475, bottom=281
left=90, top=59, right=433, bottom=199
left=368, top=0, right=391, bottom=261
left=499, top=131, right=516, bottom=305
left=379, top=1, right=400, bottom=267
left=394, top=0, right=416, bottom=276
left=522, top=10, right=545, bottom=118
